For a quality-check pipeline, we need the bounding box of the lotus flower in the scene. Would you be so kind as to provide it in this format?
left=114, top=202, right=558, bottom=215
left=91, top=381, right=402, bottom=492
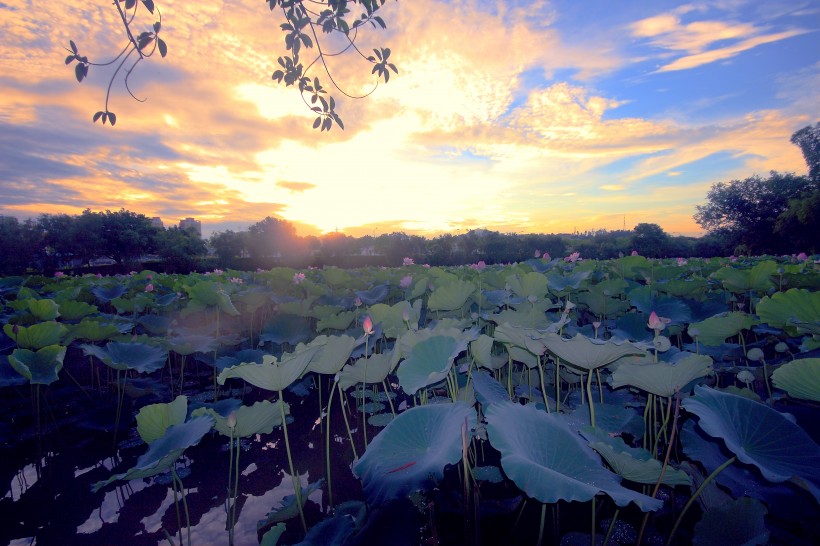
left=362, top=315, right=374, bottom=336
left=470, top=260, right=486, bottom=271
left=144, top=283, right=154, bottom=293
left=676, top=257, right=688, bottom=266
left=54, top=271, right=65, bottom=278
left=403, top=257, right=414, bottom=266
left=292, top=272, right=306, bottom=284
left=631, top=250, right=639, bottom=256
left=400, top=275, right=413, bottom=288
left=534, top=249, right=541, bottom=258
left=797, top=252, right=808, bottom=262
left=564, top=252, right=581, bottom=263
left=647, top=311, right=671, bottom=331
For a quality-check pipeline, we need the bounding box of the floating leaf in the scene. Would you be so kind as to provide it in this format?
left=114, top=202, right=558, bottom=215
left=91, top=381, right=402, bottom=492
left=771, top=358, right=820, bottom=402
left=682, top=386, right=820, bottom=502
left=484, top=402, right=661, bottom=511
left=353, top=402, right=476, bottom=504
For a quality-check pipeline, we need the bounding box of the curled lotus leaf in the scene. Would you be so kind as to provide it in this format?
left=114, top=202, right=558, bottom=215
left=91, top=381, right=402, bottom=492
left=485, top=402, right=661, bottom=511
left=580, top=426, right=690, bottom=486
left=307, top=334, right=356, bottom=375
left=166, top=333, right=217, bottom=356
left=218, top=345, right=321, bottom=392
left=542, top=333, right=646, bottom=371
left=92, top=414, right=214, bottom=493
left=0, top=355, right=27, bottom=387
left=756, top=288, right=820, bottom=337
left=493, top=322, right=546, bottom=356
left=8, top=344, right=66, bottom=385
left=353, top=402, right=477, bottom=504
left=505, top=271, right=548, bottom=300
left=192, top=399, right=287, bottom=438
left=183, top=280, right=240, bottom=316
left=609, top=353, right=713, bottom=397
left=367, top=299, right=422, bottom=338
left=688, top=312, right=758, bottom=347
left=682, top=385, right=820, bottom=502
left=92, top=284, right=127, bottom=303
left=4, top=321, right=67, bottom=350
left=470, top=334, right=506, bottom=371
left=397, top=335, right=461, bottom=395
left=136, top=394, right=188, bottom=444
left=338, top=350, right=398, bottom=391
left=771, top=358, right=820, bottom=403
left=427, top=279, right=476, bottom=312
left=81, top=341, right=168, bottom=373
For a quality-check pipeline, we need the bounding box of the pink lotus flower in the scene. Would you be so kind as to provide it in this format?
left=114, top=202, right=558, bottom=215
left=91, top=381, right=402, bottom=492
left=541, top=253, right=550, bottom=261
left=403, top=257, right=414, bottom=266
left=292, top=272, right=306, bottom=284
left=470, top=260, right=486, bottom=271
left=213, top=269, right=224, bottom=275
left=226, top=411, right=237, bottom=430
left=647, top=311, right=671, bottom=331
left=534, top=249, right=541, bottom=258
left=631, top=250, right=639, bottom=256
left=54, top=271, right=64, bottom=278
left=564, top=252, right=581, bottom=263
left=676, top=257, right=688, bottom=266
left=797, top=252, right=808, bottom=262
left=146, top=274, right=153, bottom=280
left=400, top=275, right=413, bottom=288
left=145, top=283, right=154, bottom=292
left=362, top=315, right=374, bottom=336
left=230, top=277, right=243, bottom=284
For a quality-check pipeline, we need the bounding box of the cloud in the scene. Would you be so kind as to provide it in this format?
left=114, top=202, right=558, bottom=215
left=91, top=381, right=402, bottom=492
left=277, top=181, right=316, bottom=193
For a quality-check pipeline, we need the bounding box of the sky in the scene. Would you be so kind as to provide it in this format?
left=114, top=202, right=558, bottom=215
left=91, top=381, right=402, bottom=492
left=0, top=0, right=818, bottom=239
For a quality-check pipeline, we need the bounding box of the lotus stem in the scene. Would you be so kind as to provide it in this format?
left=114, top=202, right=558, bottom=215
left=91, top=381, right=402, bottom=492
left=337, top=382, right=357, bottom=459
left=326, top=379, right=336, bottom=508
left=666, top=456, right=737, bottom=546
left=382, top=380, right=396, bottom=416
left=555, top=357, right=562, bottom=412
left=278, top=391, right=307, bottom=534
left=171, top=466, right=192, bottom=546
left=537, top=503, right=547, bottom=546
left=537, top=356, right=550, bottom=413
left=586, top=370, right=596, bottom=428
left=602, top=509, right=620, bottom=546
left=591, top=496, right=596, bottom=546
left=231, top=437, right=240, bottom=540
left=227, top=429, right=235, bottom=546
left=762, top=359, right=772, bottom=400
left=170, top=465, right=184, bottom=546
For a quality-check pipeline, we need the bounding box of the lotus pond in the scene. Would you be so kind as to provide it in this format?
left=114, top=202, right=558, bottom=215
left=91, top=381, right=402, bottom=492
left=1, top=255, right=819, bottom=546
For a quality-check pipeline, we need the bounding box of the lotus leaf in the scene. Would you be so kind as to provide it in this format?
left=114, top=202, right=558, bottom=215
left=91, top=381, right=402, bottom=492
left=576, top=287, right=630, bottom=318
left=771, top=358, right=820, bottom=402
left=81, top=341, right=168, bottom=373
left=322, top=266, right=352, bottom=286
left=682, top=385, right=820, bottom=502
left=306, top=334, right=356, bottom=375
left=396, top=335, right=460, bottom=395
left=8, top=344, right=66, bottom=385
left=353, top=402, right=476, bottom=504
left=508, top=345, right=540, bottom=368
left=471, top=371, right=510, bottom=407
left=493, top=322, right=546, bottom=356
left=354, top=284, right=389, bottom=306
left=27, top=298, right=60, bottom=321
left=484, top=402, right=661, bottom=511
left=491, top=302, right=554, bottom=329
left=564, top=403, right=645, bottom=439
left=688, top=312, right=758, bottom=346
left=136, top=395, right=188, bottom=443
left=193, top=399, right=287, bottom=438
left=692, top=497, right=768, bottom=546
left=505, top=271, right=548, bottom=300
left=65, top=318, right=122, bottom=343
left=546, top=270, right=592, bottom=294
left=542, top=333, right=645, bottom=371
left=609, top=354, right=713, bottom=397
left=294, top=512, right=356, bottom=546
left=657, top=278, right=708, bottom=298
left=580, top=427, right=690, bottom=486
left=92, top=414, right=214, bottom=492
left=756, top=288, right=820, bottom=337
left=92, top=284, right=127, bottom=303
left=218, top=345, right=321, bottom=392
left=338, top=351, right=398, bottom=391
left=367, top=300, right=422, bottom=338
left=628, top=286, right=692, bottom=325
left=316, top=310, right=356, bottom=332
left=427, top=279, right=476, bottom=312
left=136, top=314, right=171, bottom=335
left=259, top=314, right=313, bottom=346
left=57, top=300, right=98, bottom=321
left=712, top=260, right=776, bottom=293
left=4, top=321, right=67, bottom=350
left=183, top=280, right=240, bottom=316
left=612, top=255, right=652, bottom=280
left=166, top=333, right=217, bottom=356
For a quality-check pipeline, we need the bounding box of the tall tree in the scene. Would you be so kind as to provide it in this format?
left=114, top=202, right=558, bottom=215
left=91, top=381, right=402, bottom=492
left=155, top=227, right=207, bottom=273
left=790, top=122, right=820, bottom=182
left=247, top=216, right=299, bottom=263
left=631, top=223, right=671, bottom=258
left=98, top=209, right=157, bottom=266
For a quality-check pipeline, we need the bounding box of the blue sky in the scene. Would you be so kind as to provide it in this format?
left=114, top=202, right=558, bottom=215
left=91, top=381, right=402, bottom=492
left=0, top=0, right=817, bottom=238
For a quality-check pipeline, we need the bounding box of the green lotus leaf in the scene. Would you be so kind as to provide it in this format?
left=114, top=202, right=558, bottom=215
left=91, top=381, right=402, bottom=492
left=8, top=345, right=66, bottom=385
left=4, top=321, right=68, bottom=350
left=628, top=286, right=692, bottom=325
left=92, top=414, right=214, bottom=492
left=92, top=284, right=127, bottom=303
left=353, top=402, right=477, bottom=504
left=259, top=314, right=313, bottom=346
left=367, top=299, right=422, bottom=338
left=136, top=314, right=171, bottom=335
left=712, top=260, right=776, bottom=293
left=508, top=345, right=540, bottom=368
left=427, top=279, right=476, bottom=312
left=546, top=270, right=592, bottom=294
left=470, top=334, right=506, bottom=371
left=27, top=299, right=60, bottom=321
left=580, top=427, right=691, bottom=486
left=609, top=354, right=713, bottom=397
left=493, top=322, right=547, bottom=356
left=56, top=300, right=98, bottom=321
left=757, top=288, right=820, bottom=337
left=485, top=402, right=661, bottom=511
left=594, top=278, right=630, bottom=297
left=657, top=278, right=708, bottom=298
left=317, top=310, right=356, bottom=332
left=771, top=358, right=820, bottom=403
left=218, top=345, right=321, bottom=392
left=81, top=341, right=168, bottom=373
left=338, top=351, right=398, bottom=391
left=65, top=318, right=122, bottom=343
left=322, top=266, right=352, bottom=286
left=306, top=334, right=356, bottom=375
left=612, top=255, right=652, bottom=281
left=693, top=497, right=769, bottom=546
left=192, top=399, right=287, bottom=438
left=491, top=302, right=554, bottom=329
left=682, top=385, right=820, bottom=502
left=277, top=297, right=317, bottom=317
left=233, top=286, right=273, bottom=314
left=471, top=370, right=510, bottom=407
left=689, top=312, right=758, bottom=346
left=396, top=335, right=459, bottom=395
left=506, top=271, right=548, bottom=300
left=260, top=524, right=286, bottom=546
left=184, top=280, right=240, bottom=316
left=136, top=394, right=188, bottom=444
left=577, top=287, right=630, bottom=318
left=166, top=333, right=218, bottom=356
left=542, top=333, right=645, bottom=372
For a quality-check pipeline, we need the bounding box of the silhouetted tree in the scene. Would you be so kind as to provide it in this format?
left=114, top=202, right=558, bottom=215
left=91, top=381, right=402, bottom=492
left=631, top=223, right=671, bottom=257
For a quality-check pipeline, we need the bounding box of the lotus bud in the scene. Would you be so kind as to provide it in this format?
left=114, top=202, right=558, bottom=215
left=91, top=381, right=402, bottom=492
left=527, top=294, right=538, bottom=303
left=226, top=411, right=237, bottom=430
left=774, top=342, right=788, bottom=353
left=688, top=326, right=700, bottom=338
left=736, top=370, right=755, bottom=385
left=647, top=311, right=671, bottom=331
left=747, top=348, right=765, bottom=362
left=362, top=315, right=374, bottom=336
left=145, top=283, right=154, bottom=293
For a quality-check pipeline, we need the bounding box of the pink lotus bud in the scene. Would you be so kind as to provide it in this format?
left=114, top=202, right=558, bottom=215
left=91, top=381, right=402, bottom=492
left=145, top=283, right=154, bottom=292
left=362, top=315, right=374, bottom=336
left=631, top=250, right=639, bottom=256
left=54, top=271, right=64, bottom=278
left=647, top=311, right=671, bottom=331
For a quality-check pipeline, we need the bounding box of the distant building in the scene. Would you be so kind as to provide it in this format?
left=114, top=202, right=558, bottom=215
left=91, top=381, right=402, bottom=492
left=179, top=217, right=202, bottom=237
left=150, top=217, right=164, bottom=229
